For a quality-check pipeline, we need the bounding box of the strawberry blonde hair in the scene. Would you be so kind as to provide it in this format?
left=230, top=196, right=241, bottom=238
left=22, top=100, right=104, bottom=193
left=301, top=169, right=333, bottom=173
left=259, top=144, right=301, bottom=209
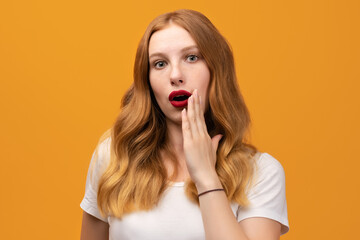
left=95, top=9, right=257, bottom=218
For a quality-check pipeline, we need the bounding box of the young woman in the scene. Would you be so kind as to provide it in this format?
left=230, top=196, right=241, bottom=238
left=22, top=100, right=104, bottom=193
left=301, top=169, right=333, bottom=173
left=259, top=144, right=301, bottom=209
left=80, top=9, right=289, bottom=240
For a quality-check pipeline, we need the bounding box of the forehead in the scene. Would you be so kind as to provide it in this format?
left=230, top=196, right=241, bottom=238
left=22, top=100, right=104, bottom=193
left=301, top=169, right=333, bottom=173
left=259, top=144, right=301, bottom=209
left=148, top=24, right=197, bottom=55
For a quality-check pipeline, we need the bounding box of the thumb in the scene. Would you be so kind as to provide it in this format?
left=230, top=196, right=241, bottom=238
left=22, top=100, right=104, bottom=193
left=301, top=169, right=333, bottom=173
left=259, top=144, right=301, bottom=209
left=211, top=134, right=223, bottom=152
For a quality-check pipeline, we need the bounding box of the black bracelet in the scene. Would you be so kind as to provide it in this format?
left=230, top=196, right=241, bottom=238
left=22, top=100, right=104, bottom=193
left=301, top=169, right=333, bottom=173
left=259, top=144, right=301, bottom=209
left=198, top=188, right=225, bottom=197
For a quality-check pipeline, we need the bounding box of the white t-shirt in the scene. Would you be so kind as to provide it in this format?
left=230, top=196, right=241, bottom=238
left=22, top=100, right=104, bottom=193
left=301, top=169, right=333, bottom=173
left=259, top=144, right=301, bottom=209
left=80, top=138, right=289, bottom=239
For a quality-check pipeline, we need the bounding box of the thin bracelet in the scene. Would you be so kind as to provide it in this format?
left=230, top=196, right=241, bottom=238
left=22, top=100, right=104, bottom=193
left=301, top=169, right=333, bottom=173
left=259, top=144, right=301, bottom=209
left=198, top=188, right=225, bottom=197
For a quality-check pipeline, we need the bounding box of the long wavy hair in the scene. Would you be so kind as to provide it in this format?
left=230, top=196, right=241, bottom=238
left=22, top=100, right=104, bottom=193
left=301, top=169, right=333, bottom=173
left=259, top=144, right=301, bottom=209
left=96, top=9, right=257, bottom=218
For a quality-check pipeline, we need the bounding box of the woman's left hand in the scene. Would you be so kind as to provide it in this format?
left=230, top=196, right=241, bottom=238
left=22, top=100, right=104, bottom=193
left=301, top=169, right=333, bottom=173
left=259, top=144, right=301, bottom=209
left=181, top=89, right=223, bottom=191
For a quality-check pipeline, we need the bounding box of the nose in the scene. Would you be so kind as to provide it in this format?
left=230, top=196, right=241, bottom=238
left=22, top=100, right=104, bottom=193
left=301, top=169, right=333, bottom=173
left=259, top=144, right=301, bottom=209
left=169, top=63, right=184, bottom=86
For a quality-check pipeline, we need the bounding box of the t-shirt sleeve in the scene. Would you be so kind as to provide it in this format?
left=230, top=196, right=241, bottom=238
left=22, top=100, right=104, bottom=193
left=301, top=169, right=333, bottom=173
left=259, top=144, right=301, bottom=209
left=236, top=153, right=289, bottom=235
left=80, top=137, right=111, bottom=223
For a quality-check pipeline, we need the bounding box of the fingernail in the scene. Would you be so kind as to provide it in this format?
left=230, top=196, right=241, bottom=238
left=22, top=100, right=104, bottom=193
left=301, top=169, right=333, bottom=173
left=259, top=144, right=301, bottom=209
left=194, top=89, right=198, bottom=97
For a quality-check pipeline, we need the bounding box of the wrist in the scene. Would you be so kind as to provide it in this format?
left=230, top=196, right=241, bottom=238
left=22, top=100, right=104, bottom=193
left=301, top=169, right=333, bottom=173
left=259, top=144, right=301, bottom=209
left=195, top=172, right=222, bottom=193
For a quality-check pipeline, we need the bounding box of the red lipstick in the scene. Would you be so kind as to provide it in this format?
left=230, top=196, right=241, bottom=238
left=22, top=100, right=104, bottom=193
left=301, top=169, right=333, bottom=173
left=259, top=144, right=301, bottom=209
left=168, top=90, right=192, bottom=108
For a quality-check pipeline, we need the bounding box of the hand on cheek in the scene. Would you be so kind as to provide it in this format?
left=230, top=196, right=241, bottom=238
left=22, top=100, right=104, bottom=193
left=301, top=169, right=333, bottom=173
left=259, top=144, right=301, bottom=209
left=181, top=89, right=223, bottom=191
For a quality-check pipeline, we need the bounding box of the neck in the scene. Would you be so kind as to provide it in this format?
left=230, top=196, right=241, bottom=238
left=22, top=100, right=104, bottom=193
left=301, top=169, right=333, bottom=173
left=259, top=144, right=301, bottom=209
left=166, top=119, right=184, bottom=155
left=164, top=118, right=189, bottom=181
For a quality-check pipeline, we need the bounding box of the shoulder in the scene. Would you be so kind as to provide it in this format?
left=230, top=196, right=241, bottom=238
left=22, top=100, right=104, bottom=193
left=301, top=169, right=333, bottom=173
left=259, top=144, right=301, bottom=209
left=93, top=129, right=112, bottom=163
left=238, top=152, right=289, bottom=234
left=254, top=152, right=285, bottom=182
left=246, top=152, right=287, bottom=205
left=88, top=136, right=112, bottom=187
left=96, top=136, right=112, bottom=161
left=81, top=136, right=112, bottom=223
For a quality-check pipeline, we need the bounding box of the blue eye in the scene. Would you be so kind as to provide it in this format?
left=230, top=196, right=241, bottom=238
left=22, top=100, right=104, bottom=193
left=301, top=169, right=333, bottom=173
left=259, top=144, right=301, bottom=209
left=186, top=55, right=198, bottom=62
left=154, top=61, right=166, bottom=69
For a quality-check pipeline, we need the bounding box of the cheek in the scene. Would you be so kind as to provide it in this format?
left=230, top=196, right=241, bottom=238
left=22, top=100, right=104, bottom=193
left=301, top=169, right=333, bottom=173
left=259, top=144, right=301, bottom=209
left=149, top=74, right=160, bottom=95
left=149, top=79, right=166, bottom=107
left=194, top=68, right=210, bottom=112
left=196, top=69, right=210, bottom=96
left=197, top=62, right=210, bottom=84
left=149, top=71, right=166, bottom=97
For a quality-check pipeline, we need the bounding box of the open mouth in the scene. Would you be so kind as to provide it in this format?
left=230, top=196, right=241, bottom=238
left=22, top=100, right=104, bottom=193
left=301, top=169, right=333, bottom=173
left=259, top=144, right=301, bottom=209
left=172, top=95, right=190, bottom=101
left=169, top=90, right=192, bottom=108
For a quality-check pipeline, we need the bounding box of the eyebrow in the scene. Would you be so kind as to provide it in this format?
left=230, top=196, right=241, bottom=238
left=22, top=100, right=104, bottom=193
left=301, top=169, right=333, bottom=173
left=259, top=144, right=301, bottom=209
left=149, top=45, right=199, bottom=60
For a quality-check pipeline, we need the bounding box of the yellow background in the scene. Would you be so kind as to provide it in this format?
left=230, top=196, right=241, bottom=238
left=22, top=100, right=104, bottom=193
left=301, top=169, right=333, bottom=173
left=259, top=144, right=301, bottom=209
left=1, top=0, right=359, bottom=239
